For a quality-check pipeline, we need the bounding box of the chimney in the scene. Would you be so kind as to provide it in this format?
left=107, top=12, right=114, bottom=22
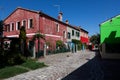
left=65, top=20, right=69, bottom=24
left=58, top=12, right=63, bottom=21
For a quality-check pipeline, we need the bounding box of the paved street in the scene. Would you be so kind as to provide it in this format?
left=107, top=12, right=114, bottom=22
left=6, top=50, right=96, bottom=80
left=5, top=50, right=120, bottom=80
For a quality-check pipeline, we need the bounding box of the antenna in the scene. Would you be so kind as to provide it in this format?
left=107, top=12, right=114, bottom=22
left=54, top=5, right=60, bottom=13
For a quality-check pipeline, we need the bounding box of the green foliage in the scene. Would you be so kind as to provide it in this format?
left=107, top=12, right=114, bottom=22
left=7, top=52, right=25, bottom=66
left=90, top=33, right=100, bottom=45
left=0, top=38, right=26, bottom=68
left=0, top=20, right=4, bottom=32
left=0, top=59, right=47, bottom=79
left=0, top=66, right=28, bottom=79
left=78, top=43, right=82, bottom=50
left=32, top=32, right=45, bottom=54
left=21, top=59, right=47, bottom=70
left=72, top=39, right=81, bottom=44
left=72, top=39, right=82, bottom=50
left=19, top=26, right=26, bottom=40
left=56, top=40, right=63, bottom=48
left=19, top=26, right=31, bottom=57
left=33, top=33, right=45, bottom=41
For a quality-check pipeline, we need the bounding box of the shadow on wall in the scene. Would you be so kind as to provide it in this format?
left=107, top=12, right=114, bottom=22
left=103, top=31, right=120, bottom=53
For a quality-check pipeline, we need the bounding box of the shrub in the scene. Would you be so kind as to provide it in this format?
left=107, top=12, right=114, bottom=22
left=72, top=39, right=82, bottom=50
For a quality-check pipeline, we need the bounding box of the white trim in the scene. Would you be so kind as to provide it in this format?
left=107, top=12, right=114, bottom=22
left=6, top=33, right=36, bottom=37
left=27, top=33, right=36, bottom=36
left=22, top=20, right=24, bottom=26
left=16, top=22, right=17, bottom=30
left=6, top=33, right=61, bottom=38
left=28, top=19, right=30, bottom=29
left=7, top=35, right=19, bottom=37
left=45, top=34, right=61, bottom=38
left=28, top=18, right=33, bottom=29
left=56, top=23, right=59, bottom=32
left=10, top=23, right=12, bottom=31
left=16, top=21, right=20, bottom=30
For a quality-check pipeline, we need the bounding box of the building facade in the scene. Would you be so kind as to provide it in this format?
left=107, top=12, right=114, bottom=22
left=80, top=28, right=89, bottom=50
left=67, top=25, right=80, bottom=52
left=3, top=7, right=90, bottom=58
left=100, top=15, right=120, bottom=59
left=4, top=7, right=68, bottom=57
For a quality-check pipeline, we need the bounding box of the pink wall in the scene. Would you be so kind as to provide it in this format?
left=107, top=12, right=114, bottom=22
left=4, top=8, right=67, bottom=53
left=4, top=8, right=39, bottom=37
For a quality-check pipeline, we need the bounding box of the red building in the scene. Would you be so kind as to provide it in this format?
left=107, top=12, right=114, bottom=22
left=80, top=28, right=89, bottom=45
left=3, top=7, right=67, bottom=57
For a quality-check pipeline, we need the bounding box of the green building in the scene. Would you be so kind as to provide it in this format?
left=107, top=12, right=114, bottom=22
left=100, top=15, right=120, bottom=59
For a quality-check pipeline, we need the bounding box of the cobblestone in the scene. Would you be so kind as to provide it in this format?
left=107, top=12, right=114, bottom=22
left=5, top=50, right=95, bottom=80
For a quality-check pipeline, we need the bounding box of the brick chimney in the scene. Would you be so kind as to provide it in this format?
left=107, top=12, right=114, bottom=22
left=58, top=12, right=63, bottom=21
left=65, top=20, right=69, bottom=24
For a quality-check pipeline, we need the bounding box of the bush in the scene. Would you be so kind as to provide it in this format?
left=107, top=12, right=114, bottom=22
left=0, top=49, right=25, bottom=68
left=7, top=52, right=25, bottom=66
left=72, top=39, right=82, bottom=50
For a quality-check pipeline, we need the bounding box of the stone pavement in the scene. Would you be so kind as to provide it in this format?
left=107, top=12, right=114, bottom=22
left=62, top=51, right=104, bottom=80
left=6, top=50, right=96, bottom=80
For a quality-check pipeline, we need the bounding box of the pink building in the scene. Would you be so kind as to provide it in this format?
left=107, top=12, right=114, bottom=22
left=3, top=7, right=67, bottom=57
left=80, top=28, right=89, bottom=45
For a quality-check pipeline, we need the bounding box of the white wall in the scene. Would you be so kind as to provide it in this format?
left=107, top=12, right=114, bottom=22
left=67, top=26, right=80, bottom=42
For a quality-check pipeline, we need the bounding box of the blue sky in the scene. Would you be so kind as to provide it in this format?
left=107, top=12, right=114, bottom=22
left=0, top=0, right=120, bottom=36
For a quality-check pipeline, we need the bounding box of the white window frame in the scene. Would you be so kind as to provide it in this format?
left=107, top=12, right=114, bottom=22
left=22, top=19, right=26, bottom=28
left=10, top=22, right=14, bottom=31
left=10, top=23, right=12, bottom=31
left=28, top=18, right=33, bottom=29
left=16, top=21, right=20, bottom=30
left=56, top=23, right=59, bottom=32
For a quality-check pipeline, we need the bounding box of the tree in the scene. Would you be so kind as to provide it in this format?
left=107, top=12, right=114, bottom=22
left=0, top=20, right=4, bottom=49
left=0, top=20, right=4, bottom=36
left=19, top=26, right=28, bottom=57
left=90, top=33, right=100, bottom=45
left=33, top=32, right=45, bottom=54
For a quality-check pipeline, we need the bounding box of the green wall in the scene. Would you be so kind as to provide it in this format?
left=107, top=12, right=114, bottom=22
left=100, top=15, right=120, bottom=44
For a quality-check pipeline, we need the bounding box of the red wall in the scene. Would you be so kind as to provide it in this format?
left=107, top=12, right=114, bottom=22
left=4, top=8, right=67, bottom=52
left=4, top=8, right=39, bottom=37
left=80, top=36, right=89, bottom=44
left=39, top=15, right=67, bottom=50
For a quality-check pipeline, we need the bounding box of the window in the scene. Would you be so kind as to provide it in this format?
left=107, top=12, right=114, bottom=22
left=5, top=24, right=10, bottom=32
left=28, top=19, right=33, bottom=28
left=28, top=41, right=34, bottom=50
left=67, top=32, right=71, bottom=39
left=78, top=32, right=80, bottom=37
left=4, top=25, right=7, bottom=32
left=76, top=31, right=80, bottom=37
left=11, top=23, right=14, bottom=31
left=22, top=20, right=26, bottom=28
left=63, top=31, right=66, bottom=38
left=16, top=21, right=20, bottom=30
left=72, top=30, right=74, bottom=36
left=56, top=23, right=59, bottom=32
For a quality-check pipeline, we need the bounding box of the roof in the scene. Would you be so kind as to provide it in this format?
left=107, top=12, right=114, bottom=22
left=4, top=7, right=80, bottom=31
left=99, top=14, right=120, bottom=27
left=4, top=7, right=40, bottom=21
left=80, top=28, right=88, bottom=33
